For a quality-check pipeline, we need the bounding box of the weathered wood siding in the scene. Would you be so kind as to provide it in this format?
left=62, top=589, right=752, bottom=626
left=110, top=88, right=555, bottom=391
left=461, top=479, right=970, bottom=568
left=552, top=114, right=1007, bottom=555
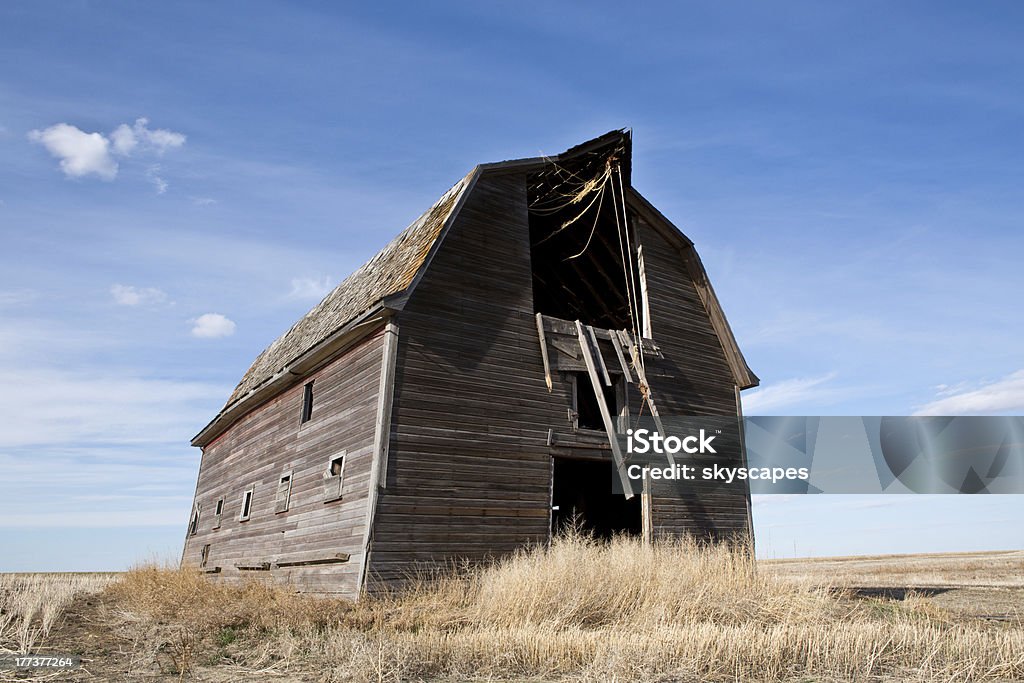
left=366, top=173, right=558, bottom=583
left=633, top=214, right=751, bottom=540
left=364, top=172, right=750, bottom=584
left=182, top=328, right=385, bottom=596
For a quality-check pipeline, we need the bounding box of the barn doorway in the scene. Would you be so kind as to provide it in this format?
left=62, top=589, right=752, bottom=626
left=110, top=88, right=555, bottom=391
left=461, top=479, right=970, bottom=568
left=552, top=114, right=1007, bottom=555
left=551, top=457, right=642, bottom=539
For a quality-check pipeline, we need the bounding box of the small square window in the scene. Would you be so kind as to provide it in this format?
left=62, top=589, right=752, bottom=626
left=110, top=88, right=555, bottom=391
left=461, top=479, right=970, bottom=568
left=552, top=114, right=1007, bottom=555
left=300, top=381, right=314, bottom=424
left=275, top=471, right=293, bottom=513
left=239, top=487, right=254, bottom=521
left=322, top=452, right=345, bottom=502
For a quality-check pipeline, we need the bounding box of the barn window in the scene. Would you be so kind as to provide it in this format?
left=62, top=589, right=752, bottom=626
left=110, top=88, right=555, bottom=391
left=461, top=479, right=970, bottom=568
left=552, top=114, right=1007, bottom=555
left=275, top=471, right=293, bottom=513
left=239, top=487, right=254, bottom=521
left=212, top=497, right=224, bottom=529
left=300, top=381, right=314, bottom=423
left=200, top=544, right=211, bottom=568
left=323, top=452, right=345, bottom=502
left=188, top=505, right=201, bottom=536
left=572, top=372, right=620, bottom=431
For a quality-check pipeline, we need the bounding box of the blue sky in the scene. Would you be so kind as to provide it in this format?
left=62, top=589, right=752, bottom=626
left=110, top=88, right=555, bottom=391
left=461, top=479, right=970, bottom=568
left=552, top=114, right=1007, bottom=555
left=1, top=1, right=1021, bottom=571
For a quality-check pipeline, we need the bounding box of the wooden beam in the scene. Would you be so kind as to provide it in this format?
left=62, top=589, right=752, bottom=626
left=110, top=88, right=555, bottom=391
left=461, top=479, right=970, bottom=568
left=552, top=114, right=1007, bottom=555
left=575, top=320, right=635, bottom=499
left=535, top=313, right=553, bottom=392
left=621, top=330, right=670, bottom=466
left=641, top=477, right=652, bottom=546
left=359, top=319, right=400, bottom=596
left=586, top=325, right=613, bottom=386
left=608, top=330, right=634, bottom=383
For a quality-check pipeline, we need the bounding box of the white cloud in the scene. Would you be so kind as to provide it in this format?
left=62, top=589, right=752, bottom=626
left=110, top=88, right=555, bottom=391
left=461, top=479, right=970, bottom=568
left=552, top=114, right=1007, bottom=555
left=287, top=275, right=335, bottom=300
left=190, top=196, right=217, bottom=206
left=110, top=117, right=186, bottom=156
left=28, top=123, right=118, bottom=179
left=110, top=284, right=167, bottom=306
left=191, top=313, right=236, bottom=338
left=29, top=118, right=185, bottom=185
left=913, top=370, right=1024, bottom=416
left=742, top=373, right=838, bottom=414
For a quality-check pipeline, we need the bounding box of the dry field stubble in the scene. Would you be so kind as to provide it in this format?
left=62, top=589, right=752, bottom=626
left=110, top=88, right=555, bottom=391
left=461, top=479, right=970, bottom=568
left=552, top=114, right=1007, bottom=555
left=2, top=538, right=1022, bottom=682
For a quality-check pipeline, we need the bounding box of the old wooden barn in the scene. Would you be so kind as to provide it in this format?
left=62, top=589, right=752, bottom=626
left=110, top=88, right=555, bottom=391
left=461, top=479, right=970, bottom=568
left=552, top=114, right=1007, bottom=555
left=182, top=130, right=759, bottom=597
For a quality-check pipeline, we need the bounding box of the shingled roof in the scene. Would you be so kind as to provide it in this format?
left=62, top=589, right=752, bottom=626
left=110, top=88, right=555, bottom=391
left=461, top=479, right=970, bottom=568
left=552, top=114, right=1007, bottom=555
left=223, top=171, right=474, bottom=410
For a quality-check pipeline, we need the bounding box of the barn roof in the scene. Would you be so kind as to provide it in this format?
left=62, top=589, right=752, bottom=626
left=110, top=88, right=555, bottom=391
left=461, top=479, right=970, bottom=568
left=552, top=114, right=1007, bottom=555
left=195, top=129, right=756, bottom=447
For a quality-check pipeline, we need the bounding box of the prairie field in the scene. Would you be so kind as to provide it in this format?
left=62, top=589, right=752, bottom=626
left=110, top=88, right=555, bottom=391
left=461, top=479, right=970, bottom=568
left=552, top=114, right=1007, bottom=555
left=2, top=538, right=1021, bottom=682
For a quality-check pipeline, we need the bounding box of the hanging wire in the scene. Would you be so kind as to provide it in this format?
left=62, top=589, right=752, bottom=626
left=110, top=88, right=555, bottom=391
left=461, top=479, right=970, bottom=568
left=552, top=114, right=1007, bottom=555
left=562, top=177, right=608, bottom=260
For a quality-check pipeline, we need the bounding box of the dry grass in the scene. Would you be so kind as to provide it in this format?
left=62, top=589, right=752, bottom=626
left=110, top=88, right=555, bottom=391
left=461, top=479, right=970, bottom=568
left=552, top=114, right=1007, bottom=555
left=0, top=573, right=116, bottom=654
left=102, top=535, right=1024, bottom=682
left=764, top=550, right=1024, bottom=589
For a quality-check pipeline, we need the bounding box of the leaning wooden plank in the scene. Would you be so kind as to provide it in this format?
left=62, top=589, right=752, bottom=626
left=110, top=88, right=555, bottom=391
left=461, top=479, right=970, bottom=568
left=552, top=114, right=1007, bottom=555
left=586, top=325, right=613, bottom=386
left=535, top=313, right=553, bottom=392
left=575, top=320, right=635, bottom=499
left=621, top=330, right=671, bottom=467
left=608, top=330, right=634, bottom=383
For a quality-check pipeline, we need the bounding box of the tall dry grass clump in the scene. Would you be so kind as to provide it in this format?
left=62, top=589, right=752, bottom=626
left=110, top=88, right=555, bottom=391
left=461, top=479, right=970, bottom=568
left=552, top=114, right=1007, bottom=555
left=470, top=533, right=835, bottom=629
left=107, top=535, right=1024, bottom=682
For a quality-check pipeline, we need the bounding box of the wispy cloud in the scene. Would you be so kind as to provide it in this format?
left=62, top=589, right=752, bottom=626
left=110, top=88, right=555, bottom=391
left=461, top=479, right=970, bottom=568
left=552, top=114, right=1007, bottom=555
left=28, top=118, right=185, bottom=184
left=191, top=313, right=236, bottom=338
left=0, top=289, right=38, bottom=307
left=109, top=117, right=185, bottom=156
left=0, top=367, right=221, bottom=448
left=742, top=373, right=838, bottom=414
left=110, top=284, right=167, bottom=306
left=287, top=275, right=334, bottom=300
left=146, top=165, right=168, bottom=194
left=913, top=370, right=1024, bottom=415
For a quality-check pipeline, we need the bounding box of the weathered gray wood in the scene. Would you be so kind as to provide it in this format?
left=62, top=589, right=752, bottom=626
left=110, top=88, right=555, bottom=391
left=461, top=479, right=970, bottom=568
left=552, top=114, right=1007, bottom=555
left=549, top=339, right=580, bottom=359
left=535, top=313, right=553, bottom=392
left=273, top=553, right=350, bottom=568
left=586, top=325, right=613, bottom=386
left=576, top=320, right=635, bottom=499
left=608, top=330, right=634, bottom=383
left=236, top=562, right=271, bottom=571
left=359, top=320, right=400, bottom=593
left=181, top=329, right=385, bottom=597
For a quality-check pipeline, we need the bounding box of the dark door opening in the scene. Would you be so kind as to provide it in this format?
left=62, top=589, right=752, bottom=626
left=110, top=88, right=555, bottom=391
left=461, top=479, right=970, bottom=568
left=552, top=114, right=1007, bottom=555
left=551, top=457, right=641, bottom=539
